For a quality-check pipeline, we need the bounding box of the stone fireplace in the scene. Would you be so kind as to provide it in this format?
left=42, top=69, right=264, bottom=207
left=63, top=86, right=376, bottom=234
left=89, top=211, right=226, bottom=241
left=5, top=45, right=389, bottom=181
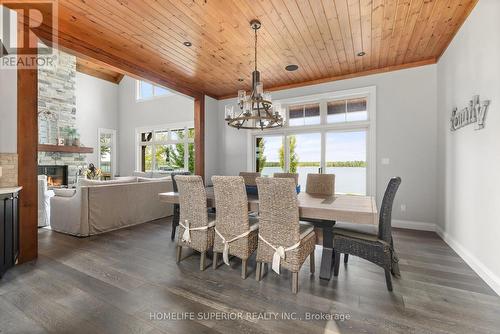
left=38, top=50, right=87, bottom=186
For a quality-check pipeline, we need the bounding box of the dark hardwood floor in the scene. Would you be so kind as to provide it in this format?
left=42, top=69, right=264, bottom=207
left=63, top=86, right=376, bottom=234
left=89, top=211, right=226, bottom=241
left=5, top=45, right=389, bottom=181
left=1, top=218, right=499, bottom=334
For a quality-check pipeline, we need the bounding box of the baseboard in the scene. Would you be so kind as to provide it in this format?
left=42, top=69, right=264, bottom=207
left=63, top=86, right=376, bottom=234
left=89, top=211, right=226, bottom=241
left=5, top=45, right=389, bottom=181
left=436, top=226, right=500, bottom=296
left=392, top=219, right=436, bottom=231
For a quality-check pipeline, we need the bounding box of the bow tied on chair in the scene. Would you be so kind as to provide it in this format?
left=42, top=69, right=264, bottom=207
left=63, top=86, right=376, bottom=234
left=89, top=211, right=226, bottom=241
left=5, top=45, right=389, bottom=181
left=215, top=226, right=258, bottom=266
left=272, top=246, right=286, bottom=274
left=181, top=220, right=191, bottom=243
left=258, top=235, right=301, bottom=275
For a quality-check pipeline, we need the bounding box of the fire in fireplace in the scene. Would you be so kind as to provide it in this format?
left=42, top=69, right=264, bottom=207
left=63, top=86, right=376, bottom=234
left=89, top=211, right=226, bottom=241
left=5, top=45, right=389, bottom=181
left=38, top=165, right=68, bottom=188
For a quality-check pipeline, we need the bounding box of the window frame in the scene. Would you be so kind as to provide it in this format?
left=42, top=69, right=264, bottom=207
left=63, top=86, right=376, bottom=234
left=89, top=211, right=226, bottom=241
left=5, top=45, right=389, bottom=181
left=136, top=80, right=172, bottom=102
left=247, top=86, right=376, bottom=196
left=135, top=121, right=195, bottom=173
left=97, top=128, right=117, bottom=178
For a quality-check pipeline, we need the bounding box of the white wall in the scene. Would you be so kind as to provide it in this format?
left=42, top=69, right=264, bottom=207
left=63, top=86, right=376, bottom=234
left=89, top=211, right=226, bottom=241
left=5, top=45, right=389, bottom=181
left=118, top=76, right=194, bottom=176
left=0, top=6, right=16, bottom=153
left=216, top=65, right=438, bottom=226
left=0, top=65, right=16, bottom=153
left=75, top=72, right=119, bottom=165
left=437, top=0, right=500, bottom=294
left=204, top=96, right=220, bottom=184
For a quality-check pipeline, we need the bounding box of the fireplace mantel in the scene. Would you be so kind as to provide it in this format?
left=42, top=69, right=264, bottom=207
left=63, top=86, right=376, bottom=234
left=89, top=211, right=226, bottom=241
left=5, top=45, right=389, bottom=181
left=38, top=144, right=93, bottom=154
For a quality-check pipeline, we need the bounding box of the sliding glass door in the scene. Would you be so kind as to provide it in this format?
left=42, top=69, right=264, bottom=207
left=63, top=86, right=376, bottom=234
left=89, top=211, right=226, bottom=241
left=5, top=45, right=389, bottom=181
left=291, top=133, right=321, bottom=189
left=254, top=130, right=368, bottom=195
left=326, top=131, right=367, bottom=195
left=255, top=135, right=284, bottom=176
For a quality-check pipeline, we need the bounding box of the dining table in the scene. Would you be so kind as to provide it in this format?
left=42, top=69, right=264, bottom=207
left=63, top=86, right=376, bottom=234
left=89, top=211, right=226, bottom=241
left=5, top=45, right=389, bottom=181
left=159, top=188, right=378, bottom=280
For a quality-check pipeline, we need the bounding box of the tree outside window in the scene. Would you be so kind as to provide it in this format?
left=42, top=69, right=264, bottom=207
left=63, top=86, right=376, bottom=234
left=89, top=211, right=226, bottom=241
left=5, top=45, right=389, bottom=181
left=138, top=125, right=194, bottom=173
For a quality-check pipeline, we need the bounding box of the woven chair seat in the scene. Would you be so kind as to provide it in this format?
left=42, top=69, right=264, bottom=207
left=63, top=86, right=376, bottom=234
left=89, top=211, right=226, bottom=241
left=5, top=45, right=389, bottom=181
left=333, top=229, right=379, bottom=243
left=299, top=222, right=314, bottom=239
left=333, top=221, right=378, bottom=237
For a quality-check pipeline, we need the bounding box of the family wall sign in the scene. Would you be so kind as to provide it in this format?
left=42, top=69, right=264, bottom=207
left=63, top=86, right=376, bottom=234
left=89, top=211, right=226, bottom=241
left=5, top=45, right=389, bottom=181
left=450, top=95, right=490, bottom=131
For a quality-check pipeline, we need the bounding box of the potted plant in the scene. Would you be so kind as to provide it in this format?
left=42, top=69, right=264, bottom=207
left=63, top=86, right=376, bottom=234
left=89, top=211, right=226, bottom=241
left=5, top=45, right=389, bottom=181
left=73, top=131, right=81, bottom=146
left=65, top=127, right=78, bottom=146
left=83, top=163, right=102, bottom=180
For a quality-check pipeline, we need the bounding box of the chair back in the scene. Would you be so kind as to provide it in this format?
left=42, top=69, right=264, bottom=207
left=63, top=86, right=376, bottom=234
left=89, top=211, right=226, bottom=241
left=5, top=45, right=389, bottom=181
left=239, top=172, right=261, bottom=186
left=38, top=175, right=48, bottom=194
left=175, top=175, right=208, bottom=228
left=273, top=173, right=299, bottom=186
left=378, top=177, right=402, bottom=243
left=305, top=174, right=335, bottom=196
left=212, top=176, right=250, bottom=238
left=256, top=177, right=300, bottom=247
left=171, top=171, right=191, bottom=192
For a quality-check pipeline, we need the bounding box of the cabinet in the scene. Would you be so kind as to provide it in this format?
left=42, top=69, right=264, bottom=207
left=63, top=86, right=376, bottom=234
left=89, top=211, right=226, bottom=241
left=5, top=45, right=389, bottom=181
left=0, top=191, right=20, bottom=278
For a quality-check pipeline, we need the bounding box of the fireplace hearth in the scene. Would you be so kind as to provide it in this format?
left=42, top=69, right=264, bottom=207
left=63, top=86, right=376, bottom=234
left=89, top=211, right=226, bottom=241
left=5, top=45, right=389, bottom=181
left=38, top=165, right=69, bottom=188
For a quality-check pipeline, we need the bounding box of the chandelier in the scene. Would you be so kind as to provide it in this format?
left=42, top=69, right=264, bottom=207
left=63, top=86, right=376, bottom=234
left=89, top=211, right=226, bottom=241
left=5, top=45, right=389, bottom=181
left=225, top=19, right=284, bottom=130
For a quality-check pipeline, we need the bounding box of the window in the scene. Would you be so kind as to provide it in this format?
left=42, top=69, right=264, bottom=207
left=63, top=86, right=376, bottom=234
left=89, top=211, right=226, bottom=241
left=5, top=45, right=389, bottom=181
left=98, top=128, right=117, bottom=178
left=251, top=87, right=375, bottom=196
left=327, top=98, right=368, bottom=123
left=136, top=123, right=194, bottom=173
left=326, top=131, right=367, bottom=195
left=136, top=80, right=171, bottom=101
left=288, top=103, right=320, bottom=126
left=292, top=133, right=322, bottom=188
left=255, top=135, right=284, bottom=176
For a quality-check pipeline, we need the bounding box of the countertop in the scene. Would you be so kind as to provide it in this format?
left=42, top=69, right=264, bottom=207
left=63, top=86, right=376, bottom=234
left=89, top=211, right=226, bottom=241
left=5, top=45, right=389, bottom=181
left=0, top=186, right=23, bottom=195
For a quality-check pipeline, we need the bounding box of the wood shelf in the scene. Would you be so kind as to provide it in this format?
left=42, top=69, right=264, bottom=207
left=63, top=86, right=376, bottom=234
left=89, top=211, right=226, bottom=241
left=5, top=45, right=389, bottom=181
left=38, top=144, right=94, bottom=154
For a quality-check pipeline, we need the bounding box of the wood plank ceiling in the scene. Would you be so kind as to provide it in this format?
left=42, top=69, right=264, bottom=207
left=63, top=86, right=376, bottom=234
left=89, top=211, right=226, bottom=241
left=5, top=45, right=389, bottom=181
left=76, top=58, right=124, bottom=84
left=33, top=0, right=479, bottom=98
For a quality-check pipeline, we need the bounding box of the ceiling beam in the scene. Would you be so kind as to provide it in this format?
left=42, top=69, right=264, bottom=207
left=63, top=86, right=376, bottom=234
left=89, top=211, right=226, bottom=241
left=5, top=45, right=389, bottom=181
left=3, top=5, right=206, bottom=98
left=76, top=59, right=123, bottom=84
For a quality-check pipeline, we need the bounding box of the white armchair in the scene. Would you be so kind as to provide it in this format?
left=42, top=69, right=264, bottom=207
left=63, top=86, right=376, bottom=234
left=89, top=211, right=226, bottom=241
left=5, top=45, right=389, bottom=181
left=38, top=175, right=54, bottom=227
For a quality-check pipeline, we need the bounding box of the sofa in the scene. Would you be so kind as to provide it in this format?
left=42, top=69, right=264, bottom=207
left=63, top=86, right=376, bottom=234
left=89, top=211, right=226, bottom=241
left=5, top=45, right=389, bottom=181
left=50, top=177, right=173, bottom=236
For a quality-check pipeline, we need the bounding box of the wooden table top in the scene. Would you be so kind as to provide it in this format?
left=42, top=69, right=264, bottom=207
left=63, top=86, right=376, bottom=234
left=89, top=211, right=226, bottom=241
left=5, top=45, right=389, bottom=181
left=159, top=188, right=378, bottom=225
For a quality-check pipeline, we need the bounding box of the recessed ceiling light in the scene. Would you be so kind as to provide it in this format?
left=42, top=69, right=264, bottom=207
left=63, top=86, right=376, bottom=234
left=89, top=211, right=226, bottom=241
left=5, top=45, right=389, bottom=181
left=285, top=64, right=299, bottom=71
left=357, top=51, right=366, bottom=57
left=183, top=41, right=192, bottom=47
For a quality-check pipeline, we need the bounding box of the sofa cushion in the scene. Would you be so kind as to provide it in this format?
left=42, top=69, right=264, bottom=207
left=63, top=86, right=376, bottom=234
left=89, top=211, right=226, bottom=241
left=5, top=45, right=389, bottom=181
left=114, top=176, right=138, bottom=183
left=80, top=178, right=136, bottom=186
left=53, top=188, right=76, bottom=197
left=138, top=176, right=170, bottom=182
left=132, top=171, right=152, bottom=178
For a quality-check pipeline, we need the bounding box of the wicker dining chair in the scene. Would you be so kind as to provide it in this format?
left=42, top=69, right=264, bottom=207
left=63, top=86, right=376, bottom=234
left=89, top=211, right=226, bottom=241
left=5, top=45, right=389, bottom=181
left=170, top=171, right=191, bottom=241
left=333, top=177, right=402, bottom=291
left=239, top=172, right=261, bottom=186
left=175, top=175, right=215, bottom=271
left=255, top=177, right=316, bottom=293
left=273, top=173, right=299, bottom=185
left=211, top=176, right=259, bottom=279
left=305, top=173, right=335, bottom=196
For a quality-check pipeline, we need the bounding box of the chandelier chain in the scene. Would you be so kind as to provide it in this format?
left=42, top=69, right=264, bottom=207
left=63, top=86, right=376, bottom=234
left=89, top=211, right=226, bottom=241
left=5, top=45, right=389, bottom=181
left=254, top=25, right=258, bottom=73
left=224, top=19, right=284, bottom=130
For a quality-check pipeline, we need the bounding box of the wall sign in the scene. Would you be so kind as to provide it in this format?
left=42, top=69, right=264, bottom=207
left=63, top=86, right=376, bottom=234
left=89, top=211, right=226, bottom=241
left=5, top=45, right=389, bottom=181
left=450, top=95, right=490, bottom=131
